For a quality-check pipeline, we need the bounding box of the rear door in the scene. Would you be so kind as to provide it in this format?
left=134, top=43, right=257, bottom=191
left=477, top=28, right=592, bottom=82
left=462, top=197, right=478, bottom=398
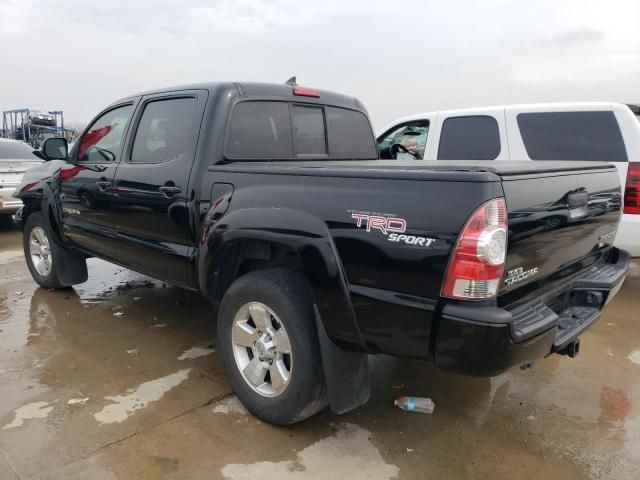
left=110, top=90, right=207, bottom=285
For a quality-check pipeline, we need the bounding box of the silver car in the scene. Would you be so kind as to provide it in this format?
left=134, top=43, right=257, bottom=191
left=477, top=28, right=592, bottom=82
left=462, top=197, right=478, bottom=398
left=0, top=139, right=43, bottom=216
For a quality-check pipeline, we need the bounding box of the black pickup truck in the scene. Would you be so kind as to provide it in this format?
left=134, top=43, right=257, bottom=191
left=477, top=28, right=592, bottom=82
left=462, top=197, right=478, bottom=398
left=15, top=81, right=629, bottom=425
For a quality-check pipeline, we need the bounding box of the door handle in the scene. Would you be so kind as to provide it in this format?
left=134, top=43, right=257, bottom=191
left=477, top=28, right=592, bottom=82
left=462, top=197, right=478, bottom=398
left=159, top=185, right=182, bottom=197
left=96, top=181, right=111, bottom=190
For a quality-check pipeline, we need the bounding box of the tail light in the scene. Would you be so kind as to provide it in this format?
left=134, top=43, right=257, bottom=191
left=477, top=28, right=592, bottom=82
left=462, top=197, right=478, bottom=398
left=623, top=162, right=640, bottom=214
left=293, top=86, right=320, bottom=98
left=442, top=198, right=507, bottom=300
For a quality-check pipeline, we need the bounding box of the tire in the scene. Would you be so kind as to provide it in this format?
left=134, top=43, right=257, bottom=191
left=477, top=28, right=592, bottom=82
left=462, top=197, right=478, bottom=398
left=23, top=212, right=65, bottom=289
left=218, top=268, right=328, bottom=425
left=79, top=191, right=95, bottom=209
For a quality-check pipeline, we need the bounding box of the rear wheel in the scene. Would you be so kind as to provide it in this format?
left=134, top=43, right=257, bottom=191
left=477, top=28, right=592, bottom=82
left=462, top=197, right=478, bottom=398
left=218, top=268, right=328, bottom=425
left=23, top=212, right=64, bottom=289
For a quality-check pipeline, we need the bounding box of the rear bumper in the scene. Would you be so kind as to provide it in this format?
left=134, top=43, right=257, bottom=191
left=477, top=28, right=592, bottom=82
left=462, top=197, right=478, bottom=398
left=615, top=213, right=640, bottom=257
left=434, top=248, right=630, bottom=376
left=0, top=187, right=22, bottom=215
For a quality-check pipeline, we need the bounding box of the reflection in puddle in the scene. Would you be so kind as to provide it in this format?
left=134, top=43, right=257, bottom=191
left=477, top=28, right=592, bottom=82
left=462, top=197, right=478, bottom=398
left=627, top=350, right=640, bottom=365
left=221, top=423, right=399, bottom=480
left=2, top=400, right=55, bottom=430
left=212, top=396, right=247, bottom=415
left=178, top=346, right=215, bottom=361
left=94, top=369, right=191, bottom=425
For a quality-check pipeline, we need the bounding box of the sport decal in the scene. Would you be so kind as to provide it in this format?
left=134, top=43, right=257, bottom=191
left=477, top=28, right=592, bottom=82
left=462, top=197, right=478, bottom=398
left=348, top=210, right=436, bottom=247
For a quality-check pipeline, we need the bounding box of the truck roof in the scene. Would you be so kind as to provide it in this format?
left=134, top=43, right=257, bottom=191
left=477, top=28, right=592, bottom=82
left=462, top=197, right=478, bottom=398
left=111, top=81, right=363, bottom=111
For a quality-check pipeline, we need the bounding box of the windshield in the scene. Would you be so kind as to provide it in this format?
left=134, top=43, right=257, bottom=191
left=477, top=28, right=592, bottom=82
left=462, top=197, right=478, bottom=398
left=0, top=141, right=40, bottom=160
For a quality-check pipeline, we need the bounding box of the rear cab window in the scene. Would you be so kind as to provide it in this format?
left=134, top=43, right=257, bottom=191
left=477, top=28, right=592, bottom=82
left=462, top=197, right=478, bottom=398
left=227, top=102, right=293, bottom=159
left=517, top=111, right=628, bottom=161
left=437, top=115, right=501, bottom=160
left=292, top=105, right=326, bottom=156
left=225, top=101, right=376, bottom=160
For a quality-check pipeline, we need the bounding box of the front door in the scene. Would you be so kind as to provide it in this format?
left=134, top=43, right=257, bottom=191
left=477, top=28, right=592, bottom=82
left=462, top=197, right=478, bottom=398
left=60, top=103, right=135, bottom=259
left=110, top=92, right=206, bottom=285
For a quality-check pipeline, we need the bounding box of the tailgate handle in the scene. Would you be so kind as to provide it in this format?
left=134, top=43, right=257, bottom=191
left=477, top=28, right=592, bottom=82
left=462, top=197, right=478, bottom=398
left=567, top=191, right=588, bottom=209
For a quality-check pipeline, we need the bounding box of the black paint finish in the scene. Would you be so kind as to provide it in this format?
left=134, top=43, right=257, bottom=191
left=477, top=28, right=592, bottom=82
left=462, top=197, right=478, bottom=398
left=15, top=81, right=628, bottom=378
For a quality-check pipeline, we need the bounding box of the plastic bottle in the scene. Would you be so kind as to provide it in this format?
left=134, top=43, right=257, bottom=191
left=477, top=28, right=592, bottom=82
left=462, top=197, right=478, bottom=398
left=394, top=396, right=435, bottom=414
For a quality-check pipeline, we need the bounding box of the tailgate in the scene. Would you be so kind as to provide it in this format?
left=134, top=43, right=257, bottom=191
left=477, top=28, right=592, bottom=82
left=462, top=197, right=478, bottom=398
left=499, top=165, right=621, bottom=304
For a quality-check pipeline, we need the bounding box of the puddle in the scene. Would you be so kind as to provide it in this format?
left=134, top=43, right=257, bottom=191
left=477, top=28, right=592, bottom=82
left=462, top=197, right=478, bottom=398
left=221, top=423, right=399, bottom=480
left=178, top=347, right=215, bottom=361
left=94, top=369, right=191, bottom=424
left=213, top=396, right=247, bottom=415
left=2, top=400, right=55, bottom=430
left=627, top=350, right=640, bottom=365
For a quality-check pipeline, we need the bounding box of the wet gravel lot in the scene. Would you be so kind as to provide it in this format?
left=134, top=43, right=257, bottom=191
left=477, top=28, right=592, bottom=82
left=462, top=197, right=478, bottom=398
left=0, top=217, right=638, bottom=479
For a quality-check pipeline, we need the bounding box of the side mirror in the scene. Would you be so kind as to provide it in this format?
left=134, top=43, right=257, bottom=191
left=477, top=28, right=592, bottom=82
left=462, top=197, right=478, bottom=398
left=35, top=137, right=69, bottom=161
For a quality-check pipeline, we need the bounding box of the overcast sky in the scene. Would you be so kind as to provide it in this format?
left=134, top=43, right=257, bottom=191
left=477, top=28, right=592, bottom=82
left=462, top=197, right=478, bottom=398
left=1, top=0, right=638, bottom=129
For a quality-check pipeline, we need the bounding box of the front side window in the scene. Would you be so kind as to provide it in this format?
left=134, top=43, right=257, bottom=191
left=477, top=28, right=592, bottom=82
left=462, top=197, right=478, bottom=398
left=77, top=105, right=132, bottom=163
left=131, top=98, right=197, bottom=163
left=292, top=105, right=326, bottom=155
left=517, top=111, right=628, bottom=162
left=226, top=101, right=293, bottom=159
left=437, top=115, right=501, bottom=160
left=378, top=120, right=429, bottom=159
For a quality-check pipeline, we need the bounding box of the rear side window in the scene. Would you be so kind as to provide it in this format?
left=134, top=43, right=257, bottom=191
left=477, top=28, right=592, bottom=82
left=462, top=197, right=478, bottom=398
left=131, top=98, right=196, bottom=163
left=437, top=116, right=501, bottom=160
left=292, top=105, right=326, bottom=155
left=517, top=111, right=628, bottom=162
left=227, top=102, right=293, bottom=159
left=326, top=107, right=377, bottom=159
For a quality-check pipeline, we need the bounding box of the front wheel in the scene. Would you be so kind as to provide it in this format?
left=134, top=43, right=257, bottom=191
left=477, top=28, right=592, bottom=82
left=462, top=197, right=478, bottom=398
left=217, top=268, right=328, bottom=425
left=23, top=212, right=65, bottom=289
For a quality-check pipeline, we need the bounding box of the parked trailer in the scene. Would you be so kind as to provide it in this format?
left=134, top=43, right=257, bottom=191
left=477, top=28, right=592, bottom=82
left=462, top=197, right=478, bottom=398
left=1, top=108, right=75, bottom=148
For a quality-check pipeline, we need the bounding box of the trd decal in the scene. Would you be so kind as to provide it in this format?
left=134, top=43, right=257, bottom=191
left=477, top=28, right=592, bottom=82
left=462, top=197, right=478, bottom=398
left=348, top=211, right=436, bottom=247
left=350, top=213, right=406, bottom=234
left=504, top=266, right=539, bottom=286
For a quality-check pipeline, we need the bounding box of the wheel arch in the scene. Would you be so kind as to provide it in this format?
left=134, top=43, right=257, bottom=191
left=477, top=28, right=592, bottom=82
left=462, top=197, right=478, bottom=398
left=198, top=207, right=367, bottom=352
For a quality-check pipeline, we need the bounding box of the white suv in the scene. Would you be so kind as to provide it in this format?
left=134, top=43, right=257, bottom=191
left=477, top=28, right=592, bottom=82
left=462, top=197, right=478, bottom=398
left=377, top=102, right=640, bottom=256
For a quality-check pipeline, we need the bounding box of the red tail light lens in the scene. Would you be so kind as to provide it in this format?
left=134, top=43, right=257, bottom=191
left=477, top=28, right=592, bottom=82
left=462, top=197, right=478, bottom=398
left=293, top=86, right=320, bottom=98
left=623, top=162, right=640, bottom=214
left=441, top=198, right=508, bottom=300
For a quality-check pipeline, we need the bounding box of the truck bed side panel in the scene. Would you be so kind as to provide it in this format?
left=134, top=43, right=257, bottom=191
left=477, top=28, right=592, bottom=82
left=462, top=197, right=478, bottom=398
left=203, top=165, right=502, bottom=356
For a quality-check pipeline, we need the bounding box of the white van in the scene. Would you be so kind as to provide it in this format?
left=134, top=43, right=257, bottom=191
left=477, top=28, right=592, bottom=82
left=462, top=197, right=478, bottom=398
left=377, top=102, right=640, bottom=255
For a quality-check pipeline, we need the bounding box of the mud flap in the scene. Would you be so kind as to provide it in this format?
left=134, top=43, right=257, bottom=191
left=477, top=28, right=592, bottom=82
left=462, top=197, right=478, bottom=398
left=41, top=197, right=88, bottom=287
left=51, top=242, right=88, bottom=286
left=314, top=306, right=371, bottom=414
